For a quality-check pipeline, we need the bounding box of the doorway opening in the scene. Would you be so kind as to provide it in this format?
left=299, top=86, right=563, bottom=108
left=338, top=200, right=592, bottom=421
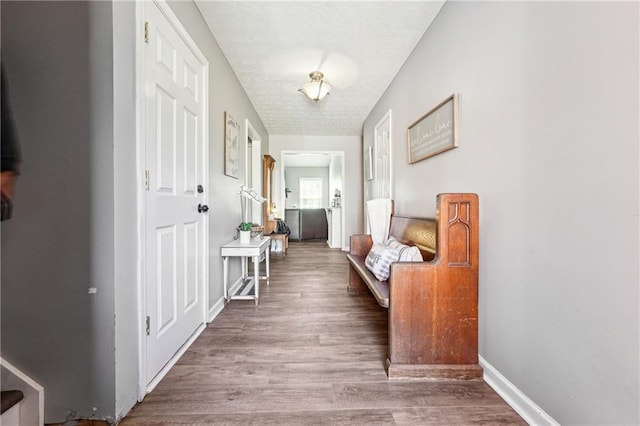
left=279, top=151, right=345, bottom=249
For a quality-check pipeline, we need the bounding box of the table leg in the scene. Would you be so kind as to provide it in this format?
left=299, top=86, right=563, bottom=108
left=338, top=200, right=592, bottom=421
left=241, top=256, right=247, bottom=279
left=266, top=245, right=270, bottom=285
left=253, top=255, right=259, bottom=306
left=223, top=255, right=229, bottom=304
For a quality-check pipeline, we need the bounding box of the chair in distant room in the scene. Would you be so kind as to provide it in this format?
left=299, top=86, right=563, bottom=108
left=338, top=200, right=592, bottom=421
left=270, top=219, right=289, bottom=255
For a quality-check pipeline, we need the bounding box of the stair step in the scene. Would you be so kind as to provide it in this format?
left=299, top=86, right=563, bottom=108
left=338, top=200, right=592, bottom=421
left=1, top=390, right=24, bottom=414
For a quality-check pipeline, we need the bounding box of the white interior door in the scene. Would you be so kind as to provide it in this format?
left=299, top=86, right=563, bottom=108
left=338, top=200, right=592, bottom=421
left=143, top=0, right=208, bottom=385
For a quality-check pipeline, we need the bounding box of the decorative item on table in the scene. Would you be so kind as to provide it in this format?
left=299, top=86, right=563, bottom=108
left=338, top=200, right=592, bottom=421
left=237, top=222, right=264, bottom=244
left=332, top=189, right=342, bottom=208
left=269, top=203, right=278, bottom=220
left=238, top=221, right=253, bottom=244
left=236, top=185, right=266, bottom=241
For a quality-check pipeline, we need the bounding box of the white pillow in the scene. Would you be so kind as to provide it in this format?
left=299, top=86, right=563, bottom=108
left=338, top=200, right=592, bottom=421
left=364, top=237, right=423, bottom=281
left=385, top=237, right=423, bottom=262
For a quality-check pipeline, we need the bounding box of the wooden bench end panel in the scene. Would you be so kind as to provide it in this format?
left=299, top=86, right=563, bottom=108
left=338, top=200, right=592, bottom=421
left=388, top=265, right=479, bottom=365
left=347, top=264, right=369, bottom=296
left=349, top=234, right=373, bottom=256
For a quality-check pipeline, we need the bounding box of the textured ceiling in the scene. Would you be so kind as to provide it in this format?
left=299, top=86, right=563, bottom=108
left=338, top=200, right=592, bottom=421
left=195, top=1, right=445, bottom=136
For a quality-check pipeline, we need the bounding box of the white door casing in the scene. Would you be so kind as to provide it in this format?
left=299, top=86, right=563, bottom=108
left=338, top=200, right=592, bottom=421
left=142, top=0, right=209, bottom=388
left=279, top=150, right=346, bottom=248
left=373, top=110, right=392, bottom=200
left=364, top=110, right=392, bottom=233
left=245, top=119, right=262, bottom=225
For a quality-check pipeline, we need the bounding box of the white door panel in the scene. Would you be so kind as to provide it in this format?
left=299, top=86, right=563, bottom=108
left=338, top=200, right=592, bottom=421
left=156, top=225, right=177, bottom=337
left=144, top=0, right=208, bottom=385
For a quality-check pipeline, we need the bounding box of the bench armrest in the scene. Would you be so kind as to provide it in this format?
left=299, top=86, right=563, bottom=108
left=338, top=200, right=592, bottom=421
left=349, top=234, right=373, bottom=256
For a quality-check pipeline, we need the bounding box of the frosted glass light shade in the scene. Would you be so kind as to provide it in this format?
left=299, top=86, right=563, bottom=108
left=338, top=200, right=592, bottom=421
left=298, top=71, right=331, bottom=102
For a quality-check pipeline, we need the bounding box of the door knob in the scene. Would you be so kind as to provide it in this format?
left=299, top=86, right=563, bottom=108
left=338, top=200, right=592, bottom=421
left=197, top=204, right=209, bottom=213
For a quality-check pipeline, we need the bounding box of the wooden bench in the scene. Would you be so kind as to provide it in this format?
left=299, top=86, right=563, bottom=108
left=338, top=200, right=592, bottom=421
left=347, top=193, right=482, bottom=380
left=269, top=233, right=288, bottom=255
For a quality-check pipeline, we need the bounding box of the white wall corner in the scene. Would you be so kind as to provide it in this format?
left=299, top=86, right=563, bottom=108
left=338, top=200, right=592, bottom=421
left=479, top=355, right=560, bottom=426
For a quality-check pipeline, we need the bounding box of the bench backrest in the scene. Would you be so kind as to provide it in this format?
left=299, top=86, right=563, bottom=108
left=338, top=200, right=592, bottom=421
left=388, top=193, right=479, bottom=268
left=389, top=216, right=437, bottom=261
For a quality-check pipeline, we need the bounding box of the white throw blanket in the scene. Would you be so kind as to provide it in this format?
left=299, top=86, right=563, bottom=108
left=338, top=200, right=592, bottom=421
left=366, top=198, right=393, bottom=244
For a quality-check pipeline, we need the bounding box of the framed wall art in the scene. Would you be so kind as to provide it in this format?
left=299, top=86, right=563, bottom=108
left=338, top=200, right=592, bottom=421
left=407, top=93, right=458, bottom=164
left=224, top=111, right=239, bottom=178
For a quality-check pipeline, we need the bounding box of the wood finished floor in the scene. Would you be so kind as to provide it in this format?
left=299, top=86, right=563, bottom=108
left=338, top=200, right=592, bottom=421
left=121, top=241, right=525, bottom=425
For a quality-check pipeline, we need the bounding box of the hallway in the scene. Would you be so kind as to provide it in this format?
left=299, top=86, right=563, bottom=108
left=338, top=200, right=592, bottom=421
left=122, top=241, right=524, bottom=425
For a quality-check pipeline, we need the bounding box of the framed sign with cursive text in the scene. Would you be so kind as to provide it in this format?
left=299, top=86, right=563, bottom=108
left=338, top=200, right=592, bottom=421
left=224, top=111, right=240, bottom=178
left=407, top=93, right=458, bottom=163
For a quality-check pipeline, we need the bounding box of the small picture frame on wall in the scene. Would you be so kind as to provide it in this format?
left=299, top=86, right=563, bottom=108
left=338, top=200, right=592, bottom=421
left=407, top=93, right=458, bottom=164
left=224, top=111, right=239, bottom=179
left=364, top=146, right=373, bottom=181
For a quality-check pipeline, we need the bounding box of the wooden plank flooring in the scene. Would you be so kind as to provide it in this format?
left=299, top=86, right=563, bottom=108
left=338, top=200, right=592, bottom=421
left=121, top=241, right=525, bottom=425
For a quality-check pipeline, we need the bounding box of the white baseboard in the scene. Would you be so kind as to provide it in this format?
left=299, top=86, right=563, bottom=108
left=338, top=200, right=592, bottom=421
left=479, top=355, right=559, bottom=426
left=208, top=297, right=225, bottom=323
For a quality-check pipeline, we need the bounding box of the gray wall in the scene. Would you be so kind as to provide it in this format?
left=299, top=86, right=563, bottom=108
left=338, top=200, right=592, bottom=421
left=1, top=1, right=117, bottom=421
left=363, top=2, right=639, bottom=424
left=167, top=0, right=270, bottom=308
left=284, top=167, right=330, bottom=209
left=113, top=0, right=139, bottom=417
left=1, top=0, right=269, bottom=422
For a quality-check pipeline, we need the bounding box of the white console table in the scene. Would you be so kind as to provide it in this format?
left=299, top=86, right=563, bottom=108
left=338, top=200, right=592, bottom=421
left=221, top=236, right=270, bottom=306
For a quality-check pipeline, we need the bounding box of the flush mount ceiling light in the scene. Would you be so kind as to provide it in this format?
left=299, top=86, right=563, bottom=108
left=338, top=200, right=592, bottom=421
left=298, top=71, right=331, bottom=102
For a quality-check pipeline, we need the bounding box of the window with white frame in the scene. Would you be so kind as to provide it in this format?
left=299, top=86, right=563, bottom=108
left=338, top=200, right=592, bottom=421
left=299, top=177, right=323, bottom=208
